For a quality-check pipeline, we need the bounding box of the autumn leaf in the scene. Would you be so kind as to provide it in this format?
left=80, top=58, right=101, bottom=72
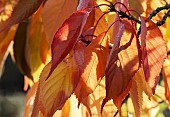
left=129, top=68, right=153, bottom=117
left=77, top=0, right=91, bottom=10
left=71, top=41, right=86, bottom=90
left=128, top=0, right=145, bottom=17
left=42, top=0, right=78, bottom=46
left=78, top=0, right=108, bottom=36
left=0, top=27, right=16, bottom=77
left=162, top=58, right=170, bottom=103
left=142, top=19, right=167, bottom=92
left=24, top=82, right=38, bottom=117
left=25, top=9, right=46, bottom=82
left=13, top=21, right=33, bottom=79
left=165, top=17, right=170, bottom=49
left=32, top=60, right=72, bottom=117
left=0, top=0, right=44, bottom=32
left=49, top=8, right=92, bottom=79
left=75, top=32, right=109, bottom=103
left=102, top=20, right=139, bottom=113
left=32, top=41, right=86, bottom=117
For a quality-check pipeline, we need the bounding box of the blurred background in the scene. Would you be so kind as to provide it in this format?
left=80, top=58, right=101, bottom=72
left=0, top=53, right=26, bottom=117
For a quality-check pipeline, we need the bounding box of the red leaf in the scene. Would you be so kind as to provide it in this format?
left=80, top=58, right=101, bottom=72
left=49, top=8, right=92, bottom=79
left=142, top=19, right=167, bottom=91
left=71, top=41, right=86, bottom=90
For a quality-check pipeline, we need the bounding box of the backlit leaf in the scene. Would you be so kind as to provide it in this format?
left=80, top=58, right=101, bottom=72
left=0, top=0, right=44, bottom=32
left=102, top=20, right=139, bottom=113
left=128, top=0, right=146, bottom=17
left=42, top=0, right=77, bottom=46
left=49, top=8, right=92, bottom=78
left=71, top=41, right=86, bottom=90
left=78, top=77, right=117, bottom=117
left=165, top=17, right=170, bottom=49
left=162, top=58, right=170, bottom=103
left=32, top=43, right=85, bottom=117
left=75, top=32, right=109, bottom=102
left=77, top=0, right=91, bottom=10
left=78, top=0, right=108, bottom=36
left=129, top=68, right=152, bottom=117
left=33, top=60, right=72, bottom=117
left=143, top=19, right=167, bottom=92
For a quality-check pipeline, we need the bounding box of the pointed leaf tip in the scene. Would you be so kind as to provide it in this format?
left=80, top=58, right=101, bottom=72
left=0, top=0, right=44, bottom=32
left=142, top=19, right=167, bottom=91
left=47, top=8, right=93, bottom=80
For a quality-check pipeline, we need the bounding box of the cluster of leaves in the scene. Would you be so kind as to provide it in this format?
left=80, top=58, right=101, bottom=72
left=1, top=0, right=170, bottom=117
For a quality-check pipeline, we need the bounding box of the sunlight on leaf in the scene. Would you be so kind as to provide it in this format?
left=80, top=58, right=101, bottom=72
left=49, top=8, right=92, bottom=79
left=42, top=0, right=77, bottom=46
left=0, top=0, right=44, bottom=32
left=129, top=68, right=153, bottom=117
left=162, top=58, right=170, bottom=103
left=102, top=20, right=139, bottom=113
left=143, top=20, right=167, bottom=92
left=75, top=32, right=109, bottom=103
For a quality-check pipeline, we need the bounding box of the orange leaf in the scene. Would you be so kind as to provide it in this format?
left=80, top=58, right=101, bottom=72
left=143, top=20, right=167, bottom=92
left=78, top=0, right=108, bottom=36
left=42, top=0, right=78, bottom=46
left=0, top=0, right=44, bottom=32
left=129, top=68, right=152, bottom=117
left=75, top=32, right=109, bottom=102
left=71, top=41, right=86, bottom=90
left=163, top=58, right=170, bottom=103
left=102, top=20, right=139, bottom=113
left=24, top=82, right=38, bottom=117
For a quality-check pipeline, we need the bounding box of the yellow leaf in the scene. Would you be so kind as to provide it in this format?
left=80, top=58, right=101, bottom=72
left=32, top=54, right=77, bottom=117
left=165, top=17, right=170, bottom=49
left=162, top=58, right=170, bottom=104
left=129, top=68, right=153, bottom=117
